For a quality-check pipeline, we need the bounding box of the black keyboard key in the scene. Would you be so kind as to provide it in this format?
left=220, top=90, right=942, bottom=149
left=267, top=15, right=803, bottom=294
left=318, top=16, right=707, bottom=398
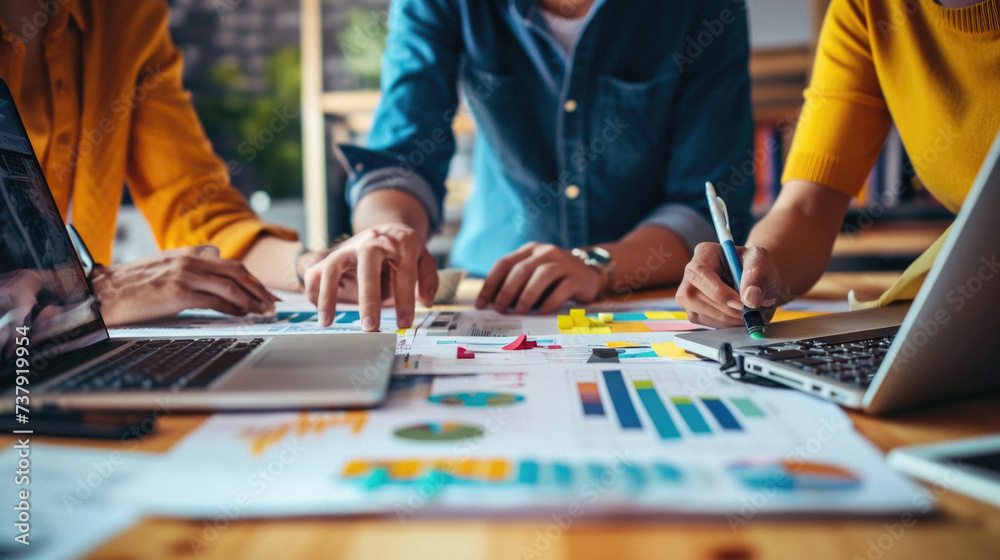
left=766, top=349, right=807, bottom=361
left=184, top=348, right=255, bottom=388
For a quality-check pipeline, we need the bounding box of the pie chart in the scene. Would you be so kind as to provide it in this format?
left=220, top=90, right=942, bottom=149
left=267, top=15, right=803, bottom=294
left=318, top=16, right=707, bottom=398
left=729, top=459, right=862, bottom=491
left=394, top=422, right=485, bottom=441
left=428, top=392, right=525, bottom=407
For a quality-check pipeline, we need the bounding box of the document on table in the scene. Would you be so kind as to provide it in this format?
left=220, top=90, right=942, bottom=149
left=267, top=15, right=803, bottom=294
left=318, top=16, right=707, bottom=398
left=109, top=288, right=419, bottom=337
left=115, top=363, right=927, bottom=519
left=0, top=444, right=153, bottom=560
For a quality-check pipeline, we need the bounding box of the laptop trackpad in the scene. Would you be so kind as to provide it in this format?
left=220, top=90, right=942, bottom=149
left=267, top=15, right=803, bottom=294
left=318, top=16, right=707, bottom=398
left=216, top=349, right=347, bottom=391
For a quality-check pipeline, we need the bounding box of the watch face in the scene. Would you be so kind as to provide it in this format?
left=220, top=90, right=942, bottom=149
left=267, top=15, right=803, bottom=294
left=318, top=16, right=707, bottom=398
left=587, top=248, right=612, bottom=266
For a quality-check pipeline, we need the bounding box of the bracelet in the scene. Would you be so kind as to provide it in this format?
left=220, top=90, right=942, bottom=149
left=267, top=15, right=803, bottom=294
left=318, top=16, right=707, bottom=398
left=293, top=246, right=310, bottom=288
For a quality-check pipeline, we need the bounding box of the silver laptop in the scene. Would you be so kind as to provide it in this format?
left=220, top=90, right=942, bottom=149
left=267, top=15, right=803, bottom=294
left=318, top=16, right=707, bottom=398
left=676, top=129, right=1000, bottom=415
left=0, top=78, right=393, bottom=412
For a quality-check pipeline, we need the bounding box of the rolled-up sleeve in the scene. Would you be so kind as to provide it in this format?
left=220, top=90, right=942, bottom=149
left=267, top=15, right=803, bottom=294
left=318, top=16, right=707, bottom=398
left=342, top=0, right=464, bottom=234
left=637, top=203, right=718, bottom=254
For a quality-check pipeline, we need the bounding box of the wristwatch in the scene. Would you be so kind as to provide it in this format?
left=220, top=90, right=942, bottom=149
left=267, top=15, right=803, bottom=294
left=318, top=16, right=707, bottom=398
left=571, top=246, right=615, bottom=295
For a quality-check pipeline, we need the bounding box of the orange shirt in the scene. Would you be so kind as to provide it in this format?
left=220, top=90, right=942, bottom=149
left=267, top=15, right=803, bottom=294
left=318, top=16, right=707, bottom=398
left=0, top=0, right=296, bottom=265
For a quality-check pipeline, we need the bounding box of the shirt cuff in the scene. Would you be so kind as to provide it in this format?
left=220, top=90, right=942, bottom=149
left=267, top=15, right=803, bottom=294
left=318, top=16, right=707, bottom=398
left=637, top=203, right=717, bottom=255
left=339, top=145, right=442, bottom=234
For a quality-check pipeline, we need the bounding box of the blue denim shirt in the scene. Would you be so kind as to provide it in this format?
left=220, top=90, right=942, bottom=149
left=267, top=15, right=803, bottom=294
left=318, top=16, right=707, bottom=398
left=340, top=0, right=754, bottom=276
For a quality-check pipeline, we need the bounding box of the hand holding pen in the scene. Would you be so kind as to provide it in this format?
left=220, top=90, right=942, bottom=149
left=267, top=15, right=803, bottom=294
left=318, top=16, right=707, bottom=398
left=675, top=183, right=782, bottom=334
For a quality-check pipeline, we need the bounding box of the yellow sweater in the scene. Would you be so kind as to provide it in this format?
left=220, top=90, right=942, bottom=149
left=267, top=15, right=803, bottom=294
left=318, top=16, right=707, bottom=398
left=783, top=0, right=1000, bottom=304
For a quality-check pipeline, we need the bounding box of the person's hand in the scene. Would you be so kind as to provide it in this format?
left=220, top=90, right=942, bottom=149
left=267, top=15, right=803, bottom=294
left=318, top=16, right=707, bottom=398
left=676, top=243, right=782, bottom=328
left=476, top=242, right=603, bottom=314
left=303, top=224, right=438, bottom=331
left=91, top=245, right=278, bottom=326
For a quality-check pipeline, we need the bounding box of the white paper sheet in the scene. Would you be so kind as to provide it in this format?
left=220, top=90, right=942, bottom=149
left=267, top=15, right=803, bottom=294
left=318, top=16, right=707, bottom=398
left=0, top=443, right=153, bottom=560
left=116, top=364, right=926, bottom=519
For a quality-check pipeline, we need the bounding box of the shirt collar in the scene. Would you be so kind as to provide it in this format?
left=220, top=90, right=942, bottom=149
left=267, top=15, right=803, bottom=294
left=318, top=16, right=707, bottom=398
left=0, top=0, right=88, bottom=38
left=48, top=0, right=88, bottom=36
left=67, top=0, right=87, bottom=33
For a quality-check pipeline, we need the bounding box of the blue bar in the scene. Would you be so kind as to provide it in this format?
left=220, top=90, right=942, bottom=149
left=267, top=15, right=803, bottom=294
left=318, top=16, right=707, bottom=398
left=634, top=383, right=681, bottom=439
left=701, top=397, right=743, bottom=431
left=552, top=463, right=573, bottom=487
left=602, top=370, right=642, bottom=429
left=582, top=401, right=604, bottom=415
left=622, top=463, right=645, bottom=491
left=335, top=311, right=361, bottom=324
left=518, top=461, right=539, bottom=484
left=587, top=463, right=608, bottom=483
left=655, top=463, right=683, bottom=483
left=671, top=397, right=711, bottom=434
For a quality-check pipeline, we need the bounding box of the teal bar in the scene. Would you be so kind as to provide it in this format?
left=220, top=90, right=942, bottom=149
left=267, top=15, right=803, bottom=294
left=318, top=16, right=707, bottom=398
left=552, top=463, right=573, bottom=487
left=634, top=385, right=681, bottom=439
left=518, top=461, right=539, bottom=484
left=621, top=463, right=645, bottom=491
left=655, top=463, right=683, bottom=483
left=731, top=397, right=765, bottom=418
left=671, top=398, right=711, bottom=433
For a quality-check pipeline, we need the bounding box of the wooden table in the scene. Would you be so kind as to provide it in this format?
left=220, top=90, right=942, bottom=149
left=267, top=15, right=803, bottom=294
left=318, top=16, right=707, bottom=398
left=17, top=226, right=1000, bottom=560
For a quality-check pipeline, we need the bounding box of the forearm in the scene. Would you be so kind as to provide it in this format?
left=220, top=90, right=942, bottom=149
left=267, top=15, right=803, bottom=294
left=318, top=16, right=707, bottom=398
left=746, top=179, right=851, bottom=302
left=352, top=189, right=432, bottom=239
left=242, top=236, right=304, bottom=291
left=601, top=225, right=691, bottom=294
left=243, top=189, right=434, bottom=292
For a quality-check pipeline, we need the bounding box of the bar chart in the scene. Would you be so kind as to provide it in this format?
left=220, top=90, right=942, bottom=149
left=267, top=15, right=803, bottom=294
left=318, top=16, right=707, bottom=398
left=573, top=369, right=770, bottom=442
left=340, top=457, right=686, bottom=492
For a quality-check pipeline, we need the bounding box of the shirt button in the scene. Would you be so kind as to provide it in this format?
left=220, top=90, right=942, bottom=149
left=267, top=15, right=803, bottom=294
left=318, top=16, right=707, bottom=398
left=564, top=184, right=580, bottom=200
left=57, top=133, right=71, bottom=145
left=564, top=99, right=578, bottom=113
left=55, top=79, right=66, bottom=93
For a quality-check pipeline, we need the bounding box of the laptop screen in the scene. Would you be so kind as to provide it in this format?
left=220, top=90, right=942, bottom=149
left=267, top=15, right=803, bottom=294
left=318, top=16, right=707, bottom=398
left=0, top=80, right=107, bottom=370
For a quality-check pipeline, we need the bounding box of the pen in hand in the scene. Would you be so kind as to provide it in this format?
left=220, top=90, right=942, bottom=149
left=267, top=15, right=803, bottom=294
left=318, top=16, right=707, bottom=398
left=705, top=182, right=766, bottom=339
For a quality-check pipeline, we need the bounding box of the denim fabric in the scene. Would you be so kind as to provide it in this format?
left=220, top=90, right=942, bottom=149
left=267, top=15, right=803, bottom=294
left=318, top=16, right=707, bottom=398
left=340, top=0, right=755, bottom=276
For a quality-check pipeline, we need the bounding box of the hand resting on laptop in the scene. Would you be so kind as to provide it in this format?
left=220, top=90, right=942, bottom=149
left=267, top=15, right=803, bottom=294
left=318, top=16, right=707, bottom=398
left=91, top=245, right=279, bottom=327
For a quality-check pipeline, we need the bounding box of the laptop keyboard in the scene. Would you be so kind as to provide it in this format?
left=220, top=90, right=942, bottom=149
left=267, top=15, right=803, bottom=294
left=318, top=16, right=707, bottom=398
left=738, top=327, right=899, bottom=388
left=52, top=338, right=265, bottom=392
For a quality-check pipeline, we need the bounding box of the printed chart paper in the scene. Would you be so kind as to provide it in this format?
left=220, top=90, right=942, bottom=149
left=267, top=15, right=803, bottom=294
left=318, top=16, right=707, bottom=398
left=117, top=364, right=925, bottom=519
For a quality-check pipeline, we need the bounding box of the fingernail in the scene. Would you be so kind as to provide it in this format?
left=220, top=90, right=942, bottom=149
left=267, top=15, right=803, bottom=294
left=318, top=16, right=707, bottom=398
left=727, top=299, right=742, bottom=310
left=362, top=316, right=376, bottom=331
left=398, top=313, right=412, bottom=328
left=318, top=312, right=328, bottom=325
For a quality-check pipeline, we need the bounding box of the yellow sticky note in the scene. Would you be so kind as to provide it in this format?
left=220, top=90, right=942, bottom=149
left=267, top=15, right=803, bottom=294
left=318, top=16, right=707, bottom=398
left=606, top=341, right=642, bottom=348
left=772, top=309, right=830, bottom=322
left=650, top=341, right=700, bottom=360
left=644, top=311, right=675, bottom=320
left=597, top=312, right=614, bottom=323
left=644, top=311, right=688, bottom=320
left=591, top=327, right=612, bottom=334
left=572, top=327, right=591, bottom=334
left=570, top=308, right=586, bottom=318
left=557, top=315, right=574, bottom=329
left=573, top=315, right=589, bottom=327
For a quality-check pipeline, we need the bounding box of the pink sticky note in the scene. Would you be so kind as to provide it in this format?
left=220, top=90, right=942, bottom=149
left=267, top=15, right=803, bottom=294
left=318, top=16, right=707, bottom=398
left=457, top=346, right=476, bottom=359
left=502, top=334, right=528, bottom=351
left=547, top=345, right=562, bottom=350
